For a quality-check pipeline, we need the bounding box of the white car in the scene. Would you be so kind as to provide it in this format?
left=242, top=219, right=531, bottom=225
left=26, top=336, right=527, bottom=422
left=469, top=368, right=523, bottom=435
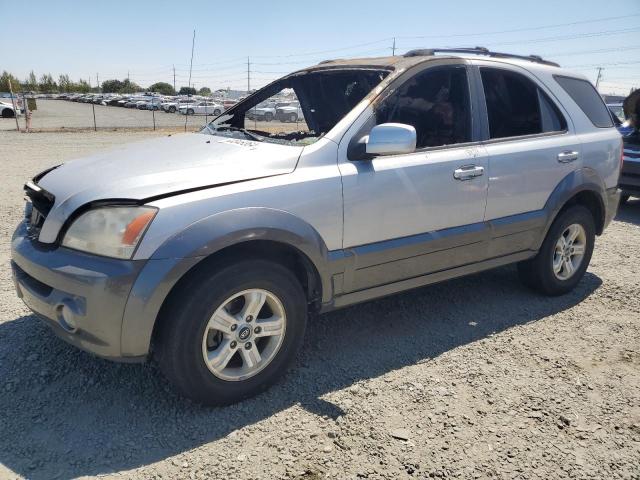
left=137, top=98, right=165, bottom=110
left=0, top=100, right=21, bottom=118
left=178, top=101, right=223, bottom=116
left=275, top=102, right=304, bottom=122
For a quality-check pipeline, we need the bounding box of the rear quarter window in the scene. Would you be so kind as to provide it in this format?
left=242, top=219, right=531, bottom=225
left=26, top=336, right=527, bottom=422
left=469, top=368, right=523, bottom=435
left=553, top=75, right=613, bottom=128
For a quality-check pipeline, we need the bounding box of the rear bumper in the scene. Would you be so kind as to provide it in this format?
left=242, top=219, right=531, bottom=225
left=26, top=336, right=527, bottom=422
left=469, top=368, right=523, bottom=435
left=11, top=221, right=146, bottom=361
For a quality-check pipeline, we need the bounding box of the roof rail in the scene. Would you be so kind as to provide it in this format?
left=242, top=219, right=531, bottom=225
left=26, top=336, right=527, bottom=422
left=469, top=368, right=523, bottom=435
left=403, top=46, right=560, bottom=67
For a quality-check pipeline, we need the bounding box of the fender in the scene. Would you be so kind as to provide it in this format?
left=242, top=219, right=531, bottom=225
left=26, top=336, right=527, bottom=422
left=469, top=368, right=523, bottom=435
left=120, top=208, right=339, bottom=357
left=534, top=167, right=607, bottom=250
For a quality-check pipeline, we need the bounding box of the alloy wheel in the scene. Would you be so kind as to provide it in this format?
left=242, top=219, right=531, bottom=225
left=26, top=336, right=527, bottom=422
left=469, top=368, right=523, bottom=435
left=201, top=289, right=286, bottom=381
left=552, top=223, right=587, bottom=281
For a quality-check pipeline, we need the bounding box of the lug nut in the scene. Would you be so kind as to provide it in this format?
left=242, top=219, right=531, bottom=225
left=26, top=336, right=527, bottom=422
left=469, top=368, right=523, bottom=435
left=254, top=326, right=261, bottom=334
left=245, top=342, right=252, bottom=350
left=246, top=315, right=253, bottom=322
left=230, top=324, right=237, bottom=331
left=230, top=341, right=237, bottom=349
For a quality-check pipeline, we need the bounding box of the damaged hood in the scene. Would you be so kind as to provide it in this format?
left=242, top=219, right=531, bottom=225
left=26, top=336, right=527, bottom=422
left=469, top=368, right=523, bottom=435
left=35, top=133, right=302, bottom=243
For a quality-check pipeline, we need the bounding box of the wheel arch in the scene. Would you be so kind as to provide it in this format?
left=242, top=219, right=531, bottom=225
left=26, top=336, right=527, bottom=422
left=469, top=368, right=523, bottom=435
left=120, top=208, right=334, bottom=357
left=536, top=168, right=607, bottom=250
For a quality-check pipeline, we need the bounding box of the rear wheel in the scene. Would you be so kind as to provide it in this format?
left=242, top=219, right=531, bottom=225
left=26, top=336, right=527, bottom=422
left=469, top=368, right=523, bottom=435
left=169, top=106, right=176, bottom=113
left=264, top=112, right=274, bottom=122
left=518, top=205, right=595, bottom=296
left=156, top=259, right=307, bottom=405
left=213, top=109, right=222, bottom=116
left=1, top=108, right=15, bottom=118
left=288, top=113, right=297, bottom=122
left=187, top=108, right=194, bottom=115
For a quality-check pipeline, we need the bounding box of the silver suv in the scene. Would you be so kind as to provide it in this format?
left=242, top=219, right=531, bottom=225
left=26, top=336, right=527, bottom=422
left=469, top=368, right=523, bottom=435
left=11, top=48, right=621, bottom=404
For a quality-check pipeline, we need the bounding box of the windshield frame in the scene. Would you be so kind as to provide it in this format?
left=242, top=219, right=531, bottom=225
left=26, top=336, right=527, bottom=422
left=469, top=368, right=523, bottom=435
left=202, top=66, right=394, bottom=146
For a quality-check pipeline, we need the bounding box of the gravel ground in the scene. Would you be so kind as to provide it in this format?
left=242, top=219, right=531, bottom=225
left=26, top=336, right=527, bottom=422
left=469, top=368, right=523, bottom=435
left=0, top=130, right=639, bottom=480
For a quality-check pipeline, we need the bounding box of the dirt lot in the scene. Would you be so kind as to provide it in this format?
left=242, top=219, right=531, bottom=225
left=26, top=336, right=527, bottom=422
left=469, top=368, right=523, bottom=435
left=0, top=130, right=639, bottom=480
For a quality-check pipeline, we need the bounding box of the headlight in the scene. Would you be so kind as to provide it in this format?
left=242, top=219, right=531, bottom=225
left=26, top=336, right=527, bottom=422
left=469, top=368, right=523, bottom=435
left=62, top=206, right=157, bottom=259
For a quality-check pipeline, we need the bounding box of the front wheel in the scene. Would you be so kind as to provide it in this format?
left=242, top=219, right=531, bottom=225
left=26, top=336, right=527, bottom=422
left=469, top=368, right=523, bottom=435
left=156, top=259, right=307, bottom=405
left=186, top=108, right=194, bottom=115
left=518, top=205, right=595, bottom=296
left=213, top=109, right=222, bottom=116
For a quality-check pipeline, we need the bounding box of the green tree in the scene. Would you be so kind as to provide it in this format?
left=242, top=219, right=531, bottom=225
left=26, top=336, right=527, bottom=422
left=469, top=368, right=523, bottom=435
left=0, top=71, right=23, bottom=93
left=198, top=86, right=211, bottom=96
left=75, top=79, right=91, bottom=93
left=58, top=74, right=72, bottom=93
left=24, top=71, right=38, bottom=92
left=102, top=79, right=124, bottom=93
left=149, top=82, right=175, bottom=95
left=39, top=73, right=58, bottom=92
left=179, top=86, right=196, bottom=95
left=120, top=79, right=141, bottom=93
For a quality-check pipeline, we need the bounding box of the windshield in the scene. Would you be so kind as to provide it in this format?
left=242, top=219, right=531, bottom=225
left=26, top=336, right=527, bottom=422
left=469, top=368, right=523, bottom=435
left=203, top=68, right=391, bottom=145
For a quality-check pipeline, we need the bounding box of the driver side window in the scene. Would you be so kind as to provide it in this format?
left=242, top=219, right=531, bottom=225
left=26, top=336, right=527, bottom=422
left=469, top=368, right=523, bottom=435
left=375, top=66, right=472, bottom=149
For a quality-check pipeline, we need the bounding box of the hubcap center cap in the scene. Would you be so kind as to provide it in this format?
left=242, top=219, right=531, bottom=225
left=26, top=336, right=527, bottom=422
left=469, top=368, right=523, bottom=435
left=237, top=325, right=252, bottom=341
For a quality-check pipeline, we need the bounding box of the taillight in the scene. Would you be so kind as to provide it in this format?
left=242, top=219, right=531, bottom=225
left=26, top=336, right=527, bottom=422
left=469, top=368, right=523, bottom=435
left=620, top=139, right=624, bottom=170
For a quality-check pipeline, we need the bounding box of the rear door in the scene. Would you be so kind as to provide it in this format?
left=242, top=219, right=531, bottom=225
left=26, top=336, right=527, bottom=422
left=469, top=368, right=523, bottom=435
left=473, top=62, right=581, bottom=256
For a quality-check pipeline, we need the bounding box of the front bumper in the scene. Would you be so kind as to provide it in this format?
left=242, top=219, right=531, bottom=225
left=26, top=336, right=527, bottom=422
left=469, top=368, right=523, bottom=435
left=11, top=221, right=146, bottom=361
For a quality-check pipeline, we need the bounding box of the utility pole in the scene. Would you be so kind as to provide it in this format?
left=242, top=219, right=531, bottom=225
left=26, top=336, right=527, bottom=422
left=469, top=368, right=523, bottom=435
left=392, top=37, right=396, bottom=56
left=173, top=64, right=176, bottom=93
left=247, top=56, right=250, bottom=94
left=595, top=67, right=604, bottom=90
left=127, top=70, right=130, bottom=82
left=96, top=73, right=99, bottom=92
left=185, top=29, right=196, bottom=132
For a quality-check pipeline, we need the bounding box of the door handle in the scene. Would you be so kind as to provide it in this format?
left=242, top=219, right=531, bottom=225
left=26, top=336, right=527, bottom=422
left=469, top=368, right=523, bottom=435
left=557, top=151, right=579, bottom=163
left=454, top=165, right=484, bottom=181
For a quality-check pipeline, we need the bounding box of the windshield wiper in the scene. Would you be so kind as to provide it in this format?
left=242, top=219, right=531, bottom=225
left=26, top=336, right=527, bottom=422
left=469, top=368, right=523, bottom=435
left=213, top=125, right=264, bottom=142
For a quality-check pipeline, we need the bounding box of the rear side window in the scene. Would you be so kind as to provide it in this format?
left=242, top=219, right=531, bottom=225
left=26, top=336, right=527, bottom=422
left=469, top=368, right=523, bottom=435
left=480, top=68, right=566, bottom=139
left=554, top=75, right=613, bottom=128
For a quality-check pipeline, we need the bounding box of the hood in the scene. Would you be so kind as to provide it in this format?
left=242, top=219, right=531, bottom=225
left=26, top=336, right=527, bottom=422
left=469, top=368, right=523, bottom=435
left=35, top=133, right=302, bottom=243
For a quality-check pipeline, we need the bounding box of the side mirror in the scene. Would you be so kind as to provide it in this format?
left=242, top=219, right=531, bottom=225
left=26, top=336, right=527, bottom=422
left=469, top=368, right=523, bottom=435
left=365, top=123, right=417, bottom=156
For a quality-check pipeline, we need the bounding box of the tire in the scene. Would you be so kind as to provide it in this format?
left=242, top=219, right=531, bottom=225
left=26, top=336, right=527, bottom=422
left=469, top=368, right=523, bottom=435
left=1, top=108, right=15, bottom=118
left=169, top=106, right=176, bottom=113
left=187, top=108, right=194, bottom=115
left=288, top=113, right=297, bottom=122
left=620, top=194, right=630, bottom=205
left=213, top=109, right=221, bottom=116
left=156, top=258, right=307, bottom=405
left=517, top=205, right=595, bottom=296
left=264, top=112, right=273, bottom=122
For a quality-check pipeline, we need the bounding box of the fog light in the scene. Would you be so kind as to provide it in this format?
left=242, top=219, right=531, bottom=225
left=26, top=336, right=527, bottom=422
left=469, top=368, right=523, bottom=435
left=56, top=302, right=78, bottom=333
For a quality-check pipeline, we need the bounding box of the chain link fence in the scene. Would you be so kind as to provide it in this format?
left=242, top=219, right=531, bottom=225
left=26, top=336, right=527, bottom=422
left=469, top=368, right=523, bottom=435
left=0, top=99, right=213, bottom=133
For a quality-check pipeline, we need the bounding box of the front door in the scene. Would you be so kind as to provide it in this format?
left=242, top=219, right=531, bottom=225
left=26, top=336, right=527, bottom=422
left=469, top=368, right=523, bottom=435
left=338, top=63, right=489, bottom=293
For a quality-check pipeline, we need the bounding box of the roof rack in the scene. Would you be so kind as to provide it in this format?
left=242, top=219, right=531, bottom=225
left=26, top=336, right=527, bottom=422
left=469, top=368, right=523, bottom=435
left=403, top=46, right=560, bottom=68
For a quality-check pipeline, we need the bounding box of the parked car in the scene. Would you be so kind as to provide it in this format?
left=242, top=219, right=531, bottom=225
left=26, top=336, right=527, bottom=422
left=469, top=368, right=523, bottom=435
left=619, top=92, right=640, bottom=204
left=246, top=102, right=276, bottom=121
left=178, top=101, right=223, bottom=116
left=0, top=100, right=20, bottom=118
left=161, top=98, right=196, bottom=113
left=222, top=99, right=238, bottom=110
left=12, top=48, right=621, bottom=405
left=137, top=98, right=164, bottom=110
left=275, top=102, right=304, bottom=122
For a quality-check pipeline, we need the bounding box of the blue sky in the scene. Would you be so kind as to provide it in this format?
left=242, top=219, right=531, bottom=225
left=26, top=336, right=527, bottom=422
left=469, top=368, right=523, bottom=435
left=1, top=0, right=639, bottom=94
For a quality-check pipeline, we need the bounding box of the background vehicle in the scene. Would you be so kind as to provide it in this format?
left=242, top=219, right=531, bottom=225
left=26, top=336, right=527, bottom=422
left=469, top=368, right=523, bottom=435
left=11, top=48, right=621, bottom=405
left=178, top=101, right=223, bottom=115
left=608, top=103, right=634, bottom=136
left=0, top=100, right=20, bottom=118
left=275, top=102, right=304, bottom=122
